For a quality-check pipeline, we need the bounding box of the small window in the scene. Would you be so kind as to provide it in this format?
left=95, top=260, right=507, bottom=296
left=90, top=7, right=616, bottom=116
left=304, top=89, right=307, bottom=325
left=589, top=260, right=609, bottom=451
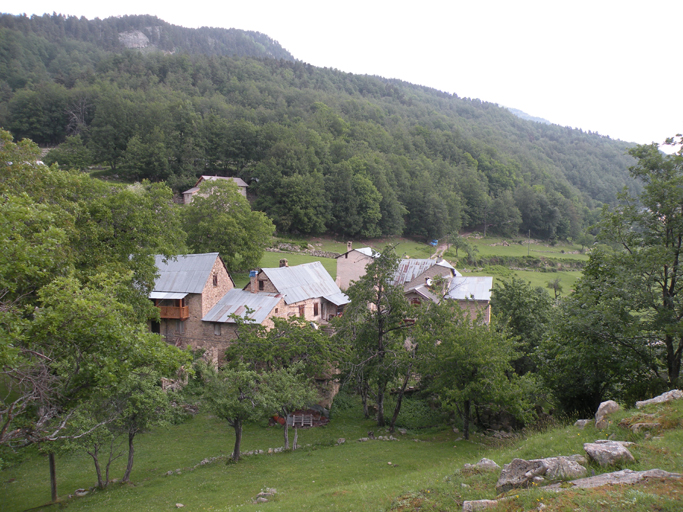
left=214, top=323, right=221, bottom=336
left=259, top=280, right=265, bottom=291
left=299, top=305, right=305, bottom=317
left=275, top=308, right=279, bottom=314
left=313, top=303, right=319, bottom=316
left=213, top=274, right=218, bottom=287
left=176, top=320, right=184, bottom=333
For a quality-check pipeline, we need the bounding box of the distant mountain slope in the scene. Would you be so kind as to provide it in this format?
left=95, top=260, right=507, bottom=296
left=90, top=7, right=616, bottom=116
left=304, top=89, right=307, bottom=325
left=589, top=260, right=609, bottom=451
left=0, top=13, right=294, bottom=60
left=0, top=13, right=639, bottom=241
left=506, top=108, right=552, bottom=125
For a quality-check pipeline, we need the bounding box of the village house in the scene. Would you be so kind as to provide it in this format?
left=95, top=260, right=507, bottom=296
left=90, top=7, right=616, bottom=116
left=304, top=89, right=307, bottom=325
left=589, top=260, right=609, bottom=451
left=335, top=242, right=378, bottom=290
left=405, top=276, right=494, bottom=323
left=182, top=175, right=248, bottom=203
left=244, top=260, right=350, bottom=322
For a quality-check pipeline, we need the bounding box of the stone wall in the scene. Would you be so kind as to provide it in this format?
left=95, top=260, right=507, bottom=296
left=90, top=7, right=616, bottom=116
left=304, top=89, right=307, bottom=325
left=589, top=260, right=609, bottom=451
left=336, top=250, right=374, bottom=290
left=200, top=257, right=234, bottom=317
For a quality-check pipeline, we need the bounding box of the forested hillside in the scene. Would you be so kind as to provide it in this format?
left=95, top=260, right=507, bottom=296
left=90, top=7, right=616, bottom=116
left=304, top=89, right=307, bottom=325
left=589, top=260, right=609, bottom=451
left=0, top=13, right=638, bottom=240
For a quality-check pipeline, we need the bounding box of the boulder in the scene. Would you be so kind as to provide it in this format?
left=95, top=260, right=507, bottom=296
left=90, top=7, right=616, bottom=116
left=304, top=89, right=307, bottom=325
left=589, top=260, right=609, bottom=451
left=495, top=458, right=545, bottom=493
left=583, top=441, right=635, bottom=466
left=463, top=458, right=501, bottom=471
left=636, top=389, right=683, bottom=409
left=547, top=469, right=683, bottom=490
left=536, top=456, right=587, bottom=480
left=463, top=500, right=499, bottom=511
left=336, top=438, right=346, bottom=445
left=574, top=419, right=593, bottom=429
left=630, top=422, right=661, bottom=433
left=595, top=400, right=619, bottom=429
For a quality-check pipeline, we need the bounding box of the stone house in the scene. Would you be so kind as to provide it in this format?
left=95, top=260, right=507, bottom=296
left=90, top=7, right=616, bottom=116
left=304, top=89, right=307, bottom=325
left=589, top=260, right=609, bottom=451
left=393, top=258, right=461, bottom=294
left=405, top=276, right=493, bottom=323
left=182, top=175, right=248, bottom=203
left=335, top=242, right=379, bottom=290
left=244, top=260, right=350, bottom=322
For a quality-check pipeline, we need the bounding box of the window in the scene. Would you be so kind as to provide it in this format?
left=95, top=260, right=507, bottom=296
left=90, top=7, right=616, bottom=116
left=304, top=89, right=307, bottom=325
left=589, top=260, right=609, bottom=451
left=298, top=305, right=305, bottom=317
left=313, top=303, right=319, bottom=316
left=176, top=320, right=184, bottom=333
left=214, top=323, right=221, bottom=336
left=275, top=308, right=279, bottom=314
left=259, top=280, right=264, bottom=291
left=213, top=274, right=218, bottom=286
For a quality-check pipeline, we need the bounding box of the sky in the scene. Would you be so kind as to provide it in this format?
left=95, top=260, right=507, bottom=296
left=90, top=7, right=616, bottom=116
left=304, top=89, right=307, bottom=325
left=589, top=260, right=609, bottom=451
left=7, top=1, right=681, bottom=150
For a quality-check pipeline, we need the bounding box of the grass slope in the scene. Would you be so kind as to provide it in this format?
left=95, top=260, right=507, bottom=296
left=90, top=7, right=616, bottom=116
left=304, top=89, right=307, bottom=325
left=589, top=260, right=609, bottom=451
left=3, top=399, right=683, bottom=511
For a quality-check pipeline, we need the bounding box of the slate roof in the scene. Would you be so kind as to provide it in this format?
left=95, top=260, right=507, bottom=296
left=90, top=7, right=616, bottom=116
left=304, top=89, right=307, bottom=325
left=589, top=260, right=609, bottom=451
left=392, top=259, right=459, bottom=286
left=151, top=253, right=220, bottom=295
left=446, top=276, right=493, bottom=301
left=260, top=261, right=350, bottom=306
left=202, top=289, right=281, bottom=324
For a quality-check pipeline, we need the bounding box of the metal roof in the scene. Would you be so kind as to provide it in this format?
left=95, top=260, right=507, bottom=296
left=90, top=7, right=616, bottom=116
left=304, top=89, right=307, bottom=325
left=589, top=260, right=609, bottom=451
left=151, top=253, right=220, bottom=294
left=149, top=291, right=188, bottom=300
left=335, top=247, right=379, bottom=259
left=392, top=259, right=457, bottom=286
left=202, top=289, right=281, bottom=324
left=183, top=176, right=248, bottom=194
left=261, top=262, right=350, bottom=306
left=446, top=276, right=493, bottom=301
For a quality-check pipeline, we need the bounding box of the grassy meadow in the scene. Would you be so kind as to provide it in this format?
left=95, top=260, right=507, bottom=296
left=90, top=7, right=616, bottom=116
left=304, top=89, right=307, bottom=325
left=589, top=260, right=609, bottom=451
left=3, top=398, right=683, bottom=511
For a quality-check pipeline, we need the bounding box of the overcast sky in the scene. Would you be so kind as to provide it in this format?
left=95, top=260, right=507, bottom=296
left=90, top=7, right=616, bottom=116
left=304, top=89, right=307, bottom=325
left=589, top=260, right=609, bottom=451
left=8, top=1, right=681, bottom=149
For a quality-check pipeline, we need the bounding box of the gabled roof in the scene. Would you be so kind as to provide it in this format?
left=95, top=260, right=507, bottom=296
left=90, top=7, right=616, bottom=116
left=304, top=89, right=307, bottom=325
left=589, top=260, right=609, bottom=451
left=202, top=289, right=281, bottom=324
left=392, top=258, right=459, bottom=286
left=183, top=176, right=248, bottom=195
left=335, top=247, right=379, bottom=259
left=260, top=261, right=350, bottom=306
left=446, top=276, right=493, bottom=302
left=152, top=253, right=221, bottom=294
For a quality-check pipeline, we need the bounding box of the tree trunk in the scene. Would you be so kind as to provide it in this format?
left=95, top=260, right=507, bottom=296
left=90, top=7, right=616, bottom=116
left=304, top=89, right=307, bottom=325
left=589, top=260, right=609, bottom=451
left=293, top=427, right=298, bottom=450
left=360, top=378, right=369, bottom=419
left=122, top=431, right=135, bottom=482
left=87, top=445, right=105, bottom=489
left=463, top=400, right=471, bottom=440
left=283, top=420, right=289, bottom=449
left=376, top=386, right=385, bottom=427
left=232, top=419, right=242, bottom=461
left=389, top=365, right=412, bottom=433
left=49, top=452, right=58, bottom=502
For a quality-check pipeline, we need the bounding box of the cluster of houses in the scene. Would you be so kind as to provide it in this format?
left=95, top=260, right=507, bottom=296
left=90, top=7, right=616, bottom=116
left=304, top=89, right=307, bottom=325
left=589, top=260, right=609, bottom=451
left=150, top=241, right=492, bottom=364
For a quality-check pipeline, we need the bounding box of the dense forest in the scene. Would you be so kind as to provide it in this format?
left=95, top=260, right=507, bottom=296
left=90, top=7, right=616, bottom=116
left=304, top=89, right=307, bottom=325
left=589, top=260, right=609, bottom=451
left=0, top=13, right=639, bottom=240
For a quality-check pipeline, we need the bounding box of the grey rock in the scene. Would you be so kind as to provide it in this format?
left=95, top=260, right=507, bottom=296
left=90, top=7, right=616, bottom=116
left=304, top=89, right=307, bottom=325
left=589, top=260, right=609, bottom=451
left=584, top=441, right=635, bottom=466
left=636, top=389, right=683, bottom=409
left=574, top=419, right=593, bottom=429
left=398, top=428, right=407, bottom=435
left=464, top=458, right=501, bottom=471
left=74, top=489, right=89, bottom=497
left=255, top=497, right=268, bottom=503
left=166, top=471, right=174, bottom=476
left=547, top=469, right=683, bottom=490
left=358, top=437, right=369, bottom=442
left=337, top=438, right=345, bottom=445
left=535, top=456, right=587, bottom=480
left=631, top=422, right=661, bottom=433
left=496, top=458, right=545, bottom=493
left=595, top=400, right=619, bottom=429
left=462, top=499, right=499, bottom=511
left=175, top=504, right=184, bottom=509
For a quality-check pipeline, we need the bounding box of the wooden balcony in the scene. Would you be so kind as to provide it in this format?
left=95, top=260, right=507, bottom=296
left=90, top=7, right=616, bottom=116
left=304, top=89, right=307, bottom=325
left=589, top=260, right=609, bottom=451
left=158, top=305, right=189, bottom=320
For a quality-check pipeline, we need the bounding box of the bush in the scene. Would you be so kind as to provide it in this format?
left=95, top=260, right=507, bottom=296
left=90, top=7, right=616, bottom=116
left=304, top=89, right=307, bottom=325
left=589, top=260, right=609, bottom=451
left=394, top=398, right=446, bottom=429
left=330, top=388, right=356, bottom=418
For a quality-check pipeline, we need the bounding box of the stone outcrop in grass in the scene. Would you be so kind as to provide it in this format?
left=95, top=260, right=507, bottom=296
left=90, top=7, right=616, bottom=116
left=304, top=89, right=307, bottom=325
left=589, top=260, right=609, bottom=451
left=583, top=440, right=635, bottom=466
left=547, top=468, right=682, bottom=489
left=595, top=400, right=619, bottom=429
left=495, top=455, right=587, bottom=493
left=636, top=389, right=683, bottom=409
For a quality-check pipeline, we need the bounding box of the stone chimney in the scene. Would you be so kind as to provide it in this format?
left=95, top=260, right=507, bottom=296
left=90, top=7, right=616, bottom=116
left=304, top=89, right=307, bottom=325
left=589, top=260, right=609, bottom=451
left=347, top=241, right=352, bottom=252
left=249, top=270, right=258, bottom=293
left=279, top=258, right=288, bottom=268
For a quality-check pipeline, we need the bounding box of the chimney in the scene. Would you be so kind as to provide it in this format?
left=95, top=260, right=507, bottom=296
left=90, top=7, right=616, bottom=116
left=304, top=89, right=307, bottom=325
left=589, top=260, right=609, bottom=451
left=249, top=270, right=258, bottom=293
left=347, top=241, right=352, bottom=252
left=279, top=258, right=288, bottom=268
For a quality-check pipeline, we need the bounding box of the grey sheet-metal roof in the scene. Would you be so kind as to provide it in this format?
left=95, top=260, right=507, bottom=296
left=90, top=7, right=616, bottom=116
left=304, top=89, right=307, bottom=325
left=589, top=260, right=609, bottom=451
left=202, top=289, right=281, bottom=324
left=446, top=276, right=493, bottom=301
left=183, top=176, right=248, bottom=194
left=151, top=253, right=219, bottom=294
left=392, top=259, right=457, bottom=285
left=335, top=247, right=379, bottom=259
left=149, top=291, right=189, bottom=300
left=261, top=261, right=350, bottom=306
